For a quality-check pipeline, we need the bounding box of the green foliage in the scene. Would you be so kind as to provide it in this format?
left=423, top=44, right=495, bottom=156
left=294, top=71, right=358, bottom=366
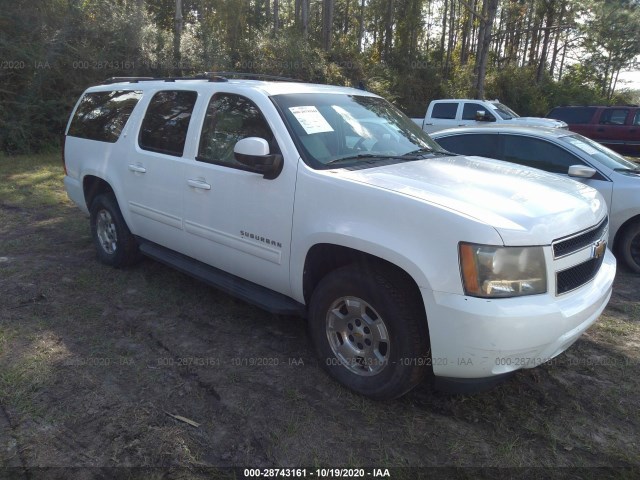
left=1, top=0, right=639, bottom=154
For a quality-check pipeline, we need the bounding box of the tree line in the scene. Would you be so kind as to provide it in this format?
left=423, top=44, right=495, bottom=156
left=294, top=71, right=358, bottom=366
left=1, top=0, right=639, bottom=154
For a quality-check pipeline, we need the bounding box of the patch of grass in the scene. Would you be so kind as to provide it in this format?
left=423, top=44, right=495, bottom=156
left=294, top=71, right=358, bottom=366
left=0, top=154, right=69, bottom=211
left=593, top=315, right=639, bottom=342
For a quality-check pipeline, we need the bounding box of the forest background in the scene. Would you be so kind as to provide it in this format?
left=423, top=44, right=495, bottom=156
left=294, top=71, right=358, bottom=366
left=1, top=0, right=639, bottom=154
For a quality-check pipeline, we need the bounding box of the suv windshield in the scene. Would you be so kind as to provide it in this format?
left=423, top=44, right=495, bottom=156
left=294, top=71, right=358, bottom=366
left=562, top=134, right=640, bottom=171
left=272, top=93, right=444, bottom=168
left=490, top=103, right=519, bottom=120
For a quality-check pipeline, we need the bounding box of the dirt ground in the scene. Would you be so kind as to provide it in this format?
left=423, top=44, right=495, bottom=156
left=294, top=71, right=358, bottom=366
left=0, top=155, right=639, bottom=479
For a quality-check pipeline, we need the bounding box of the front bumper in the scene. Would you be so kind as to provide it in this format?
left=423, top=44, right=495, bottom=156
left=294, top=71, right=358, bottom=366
left=423, top=249, right=616, bottom=379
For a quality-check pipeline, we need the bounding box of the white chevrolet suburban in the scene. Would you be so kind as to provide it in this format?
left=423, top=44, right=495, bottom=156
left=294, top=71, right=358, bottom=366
left=63, top=73, right=616, bottom=399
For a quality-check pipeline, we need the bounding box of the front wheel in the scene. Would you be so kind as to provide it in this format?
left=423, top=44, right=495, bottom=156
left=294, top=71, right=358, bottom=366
left=308, top=265, right=431, bottom=400
left=89, top=193, right=141, bottom=268
left=619, top=220, right=640, bottom=273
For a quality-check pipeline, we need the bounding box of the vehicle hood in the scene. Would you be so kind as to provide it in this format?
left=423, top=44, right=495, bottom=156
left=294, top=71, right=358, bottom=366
left=511, top=117, right=568, bottom=129
left=338, top=155, right=606, bottom=246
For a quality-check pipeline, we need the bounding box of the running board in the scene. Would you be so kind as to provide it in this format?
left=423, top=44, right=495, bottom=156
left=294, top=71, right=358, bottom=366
left=138, top=241, right=306, bottom=317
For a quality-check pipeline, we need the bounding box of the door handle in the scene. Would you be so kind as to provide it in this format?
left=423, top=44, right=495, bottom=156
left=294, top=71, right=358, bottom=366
left=597, top=127, right=605, bottom=132
left=187, top=179, right=211, bottom=190
left=128, top=164, right=146, bottom=173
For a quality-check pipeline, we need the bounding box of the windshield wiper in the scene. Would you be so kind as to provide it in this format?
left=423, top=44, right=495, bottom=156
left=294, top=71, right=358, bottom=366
left=325, top=153, right=418, bottom=166
left=405, top=147, right=454, bottom=157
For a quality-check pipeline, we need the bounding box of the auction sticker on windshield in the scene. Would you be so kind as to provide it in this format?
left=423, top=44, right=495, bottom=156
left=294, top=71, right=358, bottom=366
left=289, top=106, right=334, bottom=134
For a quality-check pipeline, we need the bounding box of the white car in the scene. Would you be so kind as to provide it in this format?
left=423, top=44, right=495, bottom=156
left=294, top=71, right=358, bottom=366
left=63, top=74, right=615, bottom=399
left=432, top=125, right=640, bottom=273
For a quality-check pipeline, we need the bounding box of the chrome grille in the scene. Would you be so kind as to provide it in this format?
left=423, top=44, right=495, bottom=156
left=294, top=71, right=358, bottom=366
left=553, top=217, right=608, bottom=259
left=556, top=254, right=606, bottom=295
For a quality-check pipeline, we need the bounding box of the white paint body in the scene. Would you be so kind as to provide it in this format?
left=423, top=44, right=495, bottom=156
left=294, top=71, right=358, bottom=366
left=64, top=80, right=615, bottom=380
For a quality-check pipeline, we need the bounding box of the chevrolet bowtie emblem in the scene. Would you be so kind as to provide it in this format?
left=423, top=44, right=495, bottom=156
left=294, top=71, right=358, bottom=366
left=592, top=240, right=606, bottom=259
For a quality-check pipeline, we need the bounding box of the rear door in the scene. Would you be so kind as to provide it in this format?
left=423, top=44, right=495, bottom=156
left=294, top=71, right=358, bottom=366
left=424, top=101, right=460, bottom=132
left=123, top=89, right=198, bottom=250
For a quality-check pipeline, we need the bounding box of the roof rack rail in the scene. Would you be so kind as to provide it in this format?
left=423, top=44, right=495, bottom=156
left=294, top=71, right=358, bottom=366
left=102, top=74, right=228, bottom=84
left=201, top=71, right=303, bottom=82
left=102, top=72, right=303, bottom=85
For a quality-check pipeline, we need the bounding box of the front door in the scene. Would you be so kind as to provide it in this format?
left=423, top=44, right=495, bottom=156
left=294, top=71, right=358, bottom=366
left=182, top=92, right=297, bottom=296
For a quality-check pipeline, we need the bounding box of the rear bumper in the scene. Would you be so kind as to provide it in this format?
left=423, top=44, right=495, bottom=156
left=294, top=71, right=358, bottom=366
left=64, top=175, right=89, bottom=214
left=423, top=249, right=616, bottom=379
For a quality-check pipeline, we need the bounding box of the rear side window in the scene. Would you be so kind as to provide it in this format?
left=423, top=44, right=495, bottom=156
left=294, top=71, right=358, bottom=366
left=139, top=90, right=198, bottom=157
left=547, top=107, right=596, bottom=124
left=634, top=110, right=640, bottom=126
left=68, top=90, right=142, bottom=142
left=431, top=102, right=458, bottom=120
left=599, top=108, right=629, bottom=125
left=434, top=134, right=499, bottom=158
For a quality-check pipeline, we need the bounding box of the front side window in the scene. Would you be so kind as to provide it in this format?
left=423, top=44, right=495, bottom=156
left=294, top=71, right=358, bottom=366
left=139, top=90, right=198, bottom=157
left=502, top=135, right=584, bottom=174
left=431, top=102, right=458, bottom=119
left=463, top=103, right=495, bottom=121
left=68, top=90, right=142, bottom=142
left=197, top=93, right=278, bottom=168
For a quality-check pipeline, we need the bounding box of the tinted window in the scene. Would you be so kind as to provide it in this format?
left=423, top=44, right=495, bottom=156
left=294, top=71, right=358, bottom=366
left=197, top=93, right=278, bottom=168
left=633, top=110, right=640, bottom=126
left=547, top=107, right=597, bottom=124
left=462, top=103, right=492, bottom=120
left=68, top=90, right=142, bottom=142
left=434, top=134, right=499, bottom=158
left=599, top=108, right=629, bottom=125
left=431, top=102, right=458, bottom=119
left=139, top=90, right=198, bottom=157
left=502, top=135, right=584, bottom=174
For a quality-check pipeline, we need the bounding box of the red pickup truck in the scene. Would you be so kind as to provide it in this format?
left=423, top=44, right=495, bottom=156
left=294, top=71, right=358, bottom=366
left=546, top=105, right=640, bottom=156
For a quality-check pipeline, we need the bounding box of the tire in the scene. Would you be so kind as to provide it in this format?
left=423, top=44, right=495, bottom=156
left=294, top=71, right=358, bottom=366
left=308, top=264, right=431, bottom=400
left=619, top=220, right=640, bottom=274
left=89, top=193, right=141, bottom=268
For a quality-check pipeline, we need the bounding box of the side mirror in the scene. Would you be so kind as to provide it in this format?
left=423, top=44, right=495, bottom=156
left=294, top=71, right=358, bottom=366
left=476, top=110, right=494, bottom=122
left=234, top=137, right=283, bottom=180
left=568, top=165, right=597, bottom=179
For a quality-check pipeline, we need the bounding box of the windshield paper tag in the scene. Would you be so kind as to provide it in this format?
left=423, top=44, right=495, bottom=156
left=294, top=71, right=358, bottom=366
left=289, top=106, right=334, bottom=134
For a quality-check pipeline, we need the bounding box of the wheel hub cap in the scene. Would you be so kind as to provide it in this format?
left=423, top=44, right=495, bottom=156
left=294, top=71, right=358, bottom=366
left=96, top=209, right=117, bottom=255
left=326, top=296, right=389, bottom=376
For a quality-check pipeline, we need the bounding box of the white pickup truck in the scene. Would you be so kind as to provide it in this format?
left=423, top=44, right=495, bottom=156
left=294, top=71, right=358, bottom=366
left=412, top=99, right=567, bottom=133
left=63, top=74, right=614, bottom=399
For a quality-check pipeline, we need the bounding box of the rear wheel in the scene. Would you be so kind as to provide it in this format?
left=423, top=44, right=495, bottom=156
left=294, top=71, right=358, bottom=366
left=308, top=265, right=431, bottom=399
left=90, top=193, right=141, bottom=267
left=619, top=220, right=640, bottom=273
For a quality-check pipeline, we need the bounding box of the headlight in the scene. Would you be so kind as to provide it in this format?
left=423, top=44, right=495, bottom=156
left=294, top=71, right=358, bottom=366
left=459, top=243, right=547, bottom=298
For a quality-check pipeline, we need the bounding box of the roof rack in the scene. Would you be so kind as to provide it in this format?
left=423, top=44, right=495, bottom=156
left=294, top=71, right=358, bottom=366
left=102, top=71, right=302, bottom=85
left=202, top=71, right=303, bottom=82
